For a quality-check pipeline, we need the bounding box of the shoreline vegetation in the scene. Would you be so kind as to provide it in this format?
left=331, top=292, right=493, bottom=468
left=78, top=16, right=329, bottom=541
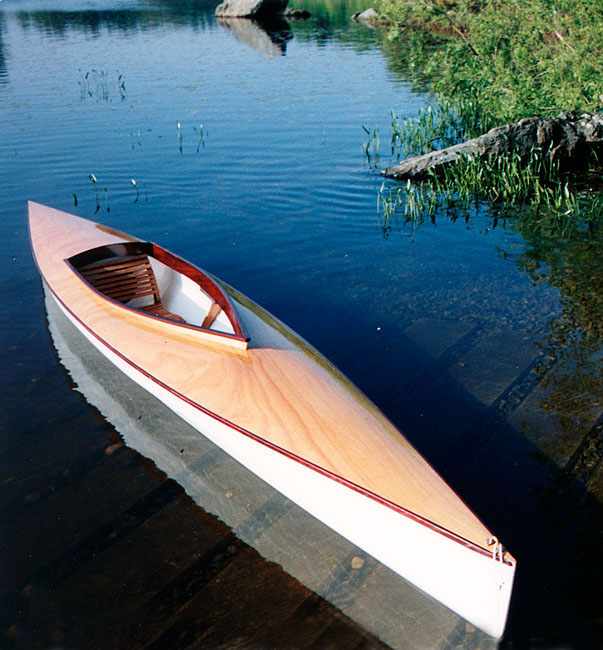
left=376, top=0, right=603, bottom=123
left=364, top=0, right=603, bottom=228
left=363, top=0, right=602, bottom=362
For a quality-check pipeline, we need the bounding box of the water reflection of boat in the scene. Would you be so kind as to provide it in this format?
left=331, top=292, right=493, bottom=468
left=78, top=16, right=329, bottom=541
left=29, top=201, right=516, bottom=639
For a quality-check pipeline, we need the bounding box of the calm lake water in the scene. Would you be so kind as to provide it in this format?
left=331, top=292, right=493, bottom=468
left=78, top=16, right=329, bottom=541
left=1, top=1, right=601, bottom=648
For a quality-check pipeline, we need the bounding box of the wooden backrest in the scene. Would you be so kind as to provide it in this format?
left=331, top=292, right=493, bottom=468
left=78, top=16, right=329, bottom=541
left=78, top=254, right=160, bottom=305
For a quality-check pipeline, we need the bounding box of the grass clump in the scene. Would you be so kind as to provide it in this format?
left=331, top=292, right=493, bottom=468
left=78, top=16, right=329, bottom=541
left=376, top=0, right=603, bottom=124
left=370, top=104, right=602, bottom=234
left=78, top=69, right=127, bottom=103
left=389, top=99, right=485, bottom=157
left=378, top=146, right=602, bottom=240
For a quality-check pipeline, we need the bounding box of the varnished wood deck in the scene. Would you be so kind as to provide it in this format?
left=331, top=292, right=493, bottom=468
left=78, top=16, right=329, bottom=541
left=28, top=202, right=500, bottom=556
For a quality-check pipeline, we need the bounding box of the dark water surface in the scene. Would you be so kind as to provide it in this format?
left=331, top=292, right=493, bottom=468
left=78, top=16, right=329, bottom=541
left=1, top=1, right=601, bottom=648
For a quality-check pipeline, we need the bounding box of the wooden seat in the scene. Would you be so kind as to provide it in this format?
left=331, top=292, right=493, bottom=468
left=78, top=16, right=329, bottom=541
left=201, top=301, right=222, bottom=329
left=139, top=303, right=185, bottom=322
left=79, top=254, right=185, bottom=323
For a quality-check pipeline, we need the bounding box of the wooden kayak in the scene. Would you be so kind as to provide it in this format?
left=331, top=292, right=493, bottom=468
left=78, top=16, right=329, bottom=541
left=28, top=201, right=516, bottom=638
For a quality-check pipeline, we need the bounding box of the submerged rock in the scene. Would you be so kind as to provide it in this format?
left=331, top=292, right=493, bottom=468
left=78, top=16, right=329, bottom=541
left=215, top=0, right=288, bottom=18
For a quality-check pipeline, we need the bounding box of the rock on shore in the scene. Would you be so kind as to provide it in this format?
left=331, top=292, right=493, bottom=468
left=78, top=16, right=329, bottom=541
left=384, top=111, right=603, bottom=179
left=352, top=8, right=378, bottom=24
left=215, top=0, right=288, bottom=18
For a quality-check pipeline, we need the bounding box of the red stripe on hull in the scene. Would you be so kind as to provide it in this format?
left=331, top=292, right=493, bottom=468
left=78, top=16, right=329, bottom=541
left=38, top=269, right=511, bottom=566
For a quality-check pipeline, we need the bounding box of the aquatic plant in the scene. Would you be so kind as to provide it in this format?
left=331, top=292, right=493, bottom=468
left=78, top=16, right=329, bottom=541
left=103, top=187, right=110, bottom=213
left=389, top=101, right=482, bottom=160
left=378, top=148, right=601, bottom=237
left=117, top=70, right=126, bottom=101
left=131, top=178, right=148, bottom=203
left=195, top=124, right=205, bottom=152
left=88, top=173, right=110, bottom=212
left=131, top=178, right=139, bottom=203
left=92, top=69, right=109, bottom=101
left=130, top=130, right=141, bottom=150
left=375, top=98, right=603, bottom=235
left=77, top=69, right=127, bottom=103
left=80, top=69, right=107, bottom=102
left=377, top=179, right=438, bottom=238
left=376, top=181, right=399, bottom=235
left=362, top=126, right=381, bottom=166
left=89, top=173, right=100, bottom=212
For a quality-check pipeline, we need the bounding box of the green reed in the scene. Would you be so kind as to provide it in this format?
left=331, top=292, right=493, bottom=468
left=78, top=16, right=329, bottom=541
left=377, top=100, right=603, bottom=238
left=377, top=179, right=440, bottom=238
left=195, top=124, right=205, bottom=152
left=389, top=99, right=486, bottom=161
left=78, top=69, right=126, bottom=103
left=89, top=173, right=99, bottom=212
left=131, top=178, right=148, bottom=203
left=362, top=126, right=381, bottom=166
left=88, top=173, right=110, bottom=213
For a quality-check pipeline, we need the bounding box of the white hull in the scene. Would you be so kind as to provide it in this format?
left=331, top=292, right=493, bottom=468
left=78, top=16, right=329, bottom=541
left=47, top=282, right=515, bottom=638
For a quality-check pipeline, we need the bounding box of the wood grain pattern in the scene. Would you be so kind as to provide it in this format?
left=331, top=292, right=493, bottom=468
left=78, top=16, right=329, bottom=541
left=28, top=202, right=510, bottom=557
